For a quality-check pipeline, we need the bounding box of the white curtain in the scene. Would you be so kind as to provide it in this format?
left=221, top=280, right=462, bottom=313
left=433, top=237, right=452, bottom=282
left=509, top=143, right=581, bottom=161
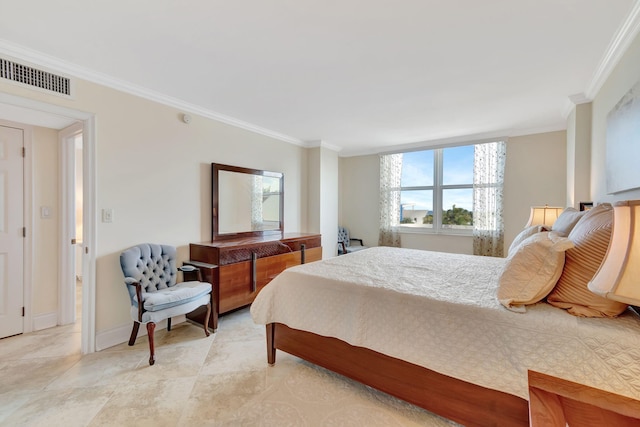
left=251, top=175, right=263, bottom=231
left=379, top=153, right=403, bottom=247
left=473, top=141, right=506, bottom=257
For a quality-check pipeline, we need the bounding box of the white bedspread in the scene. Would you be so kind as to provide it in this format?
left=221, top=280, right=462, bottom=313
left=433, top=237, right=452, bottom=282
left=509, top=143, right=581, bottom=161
left=250, top=246, right=640, bottom=400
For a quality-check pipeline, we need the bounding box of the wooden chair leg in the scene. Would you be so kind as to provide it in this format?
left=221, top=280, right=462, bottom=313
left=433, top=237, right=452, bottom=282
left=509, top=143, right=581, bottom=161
left=167, top=317, right=172, bottom=332
left=128, top=322, right=140, bottom=346
left=146, top=322, right=156, bottom=365
left=203, top=301, right=211, bottom=337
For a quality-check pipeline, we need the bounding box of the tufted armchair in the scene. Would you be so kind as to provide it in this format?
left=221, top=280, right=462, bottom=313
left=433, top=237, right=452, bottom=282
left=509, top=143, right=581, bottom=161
left=120, top=243, right=212, bottom=365
left=337, top=226, right=367, bottom=255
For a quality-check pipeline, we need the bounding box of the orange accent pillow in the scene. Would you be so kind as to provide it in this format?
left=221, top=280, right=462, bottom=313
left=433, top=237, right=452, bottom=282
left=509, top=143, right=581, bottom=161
left=546, top=204, right=628, bottom=317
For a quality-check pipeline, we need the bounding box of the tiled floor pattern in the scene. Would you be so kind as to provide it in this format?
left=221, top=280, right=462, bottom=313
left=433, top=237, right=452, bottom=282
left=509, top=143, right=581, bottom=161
left=0, top=305, right=458, bottom=426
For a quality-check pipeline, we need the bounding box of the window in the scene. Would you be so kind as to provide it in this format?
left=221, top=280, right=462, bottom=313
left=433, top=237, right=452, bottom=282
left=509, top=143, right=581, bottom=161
left=399, top=145, right=474, bottom=233
left=380, top=140, right=506, bottom=255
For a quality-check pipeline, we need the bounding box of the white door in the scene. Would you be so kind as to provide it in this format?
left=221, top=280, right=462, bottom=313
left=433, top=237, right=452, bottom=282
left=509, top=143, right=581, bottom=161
left=0, top=125, right=24, bottom=338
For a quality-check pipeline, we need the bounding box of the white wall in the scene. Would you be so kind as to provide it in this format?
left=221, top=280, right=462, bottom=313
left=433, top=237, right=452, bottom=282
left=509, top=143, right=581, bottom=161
left=340, top=131, right=567, bottom=255
left=566, top=103, right=592, bottom=208
left=339, top=154, right=379, bottom=250
left=0, top=77, right=311, bottom=341
left=308, top=146, right=339, bottom=257
left=591, top=32, right=640, bottom=203
left=503, top=131, right=567, bottom=249
left=32, top=126, right=59, bottom=317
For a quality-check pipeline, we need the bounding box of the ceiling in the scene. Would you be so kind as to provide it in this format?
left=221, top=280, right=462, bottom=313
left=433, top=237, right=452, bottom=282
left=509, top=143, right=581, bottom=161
left=0, top=1, right=638, bottom=156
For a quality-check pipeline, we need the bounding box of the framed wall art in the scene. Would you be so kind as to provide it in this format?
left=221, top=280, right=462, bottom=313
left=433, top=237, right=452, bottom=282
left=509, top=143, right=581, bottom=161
left=606, top=79, right=640, bottom=194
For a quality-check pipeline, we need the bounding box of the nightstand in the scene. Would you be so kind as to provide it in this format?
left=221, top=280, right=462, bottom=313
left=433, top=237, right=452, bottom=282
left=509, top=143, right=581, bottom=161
left=528, top=370, right=640, bottom=426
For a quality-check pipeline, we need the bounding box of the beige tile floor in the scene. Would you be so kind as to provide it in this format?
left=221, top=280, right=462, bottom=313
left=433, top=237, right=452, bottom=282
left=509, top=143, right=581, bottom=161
left=0, top=287, right=458, bottom=426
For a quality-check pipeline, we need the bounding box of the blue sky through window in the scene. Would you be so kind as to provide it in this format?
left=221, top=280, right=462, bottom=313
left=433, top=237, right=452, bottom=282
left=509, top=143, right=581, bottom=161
left=400, top=145, right=474, bottom=212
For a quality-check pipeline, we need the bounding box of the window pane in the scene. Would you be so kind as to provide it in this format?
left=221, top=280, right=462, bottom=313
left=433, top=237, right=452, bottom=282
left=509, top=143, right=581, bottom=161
left=443, top=145, right=474, bottom=185
left=442, top=189, right=473, bottom=229
left=401, top=150, right=434, bottom=187
left=400, top=190, right=433, bottom=227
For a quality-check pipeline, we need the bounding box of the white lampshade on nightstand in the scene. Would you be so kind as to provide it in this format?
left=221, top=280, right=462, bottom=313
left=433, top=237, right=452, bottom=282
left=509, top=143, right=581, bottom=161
left=589, top=200, right=640, bottom=305
left=526, top=205, right=564, bottom=228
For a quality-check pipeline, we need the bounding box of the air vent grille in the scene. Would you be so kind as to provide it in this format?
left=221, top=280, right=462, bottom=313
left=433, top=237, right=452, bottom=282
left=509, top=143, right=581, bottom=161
left=0, top=58, right=71, bottom=96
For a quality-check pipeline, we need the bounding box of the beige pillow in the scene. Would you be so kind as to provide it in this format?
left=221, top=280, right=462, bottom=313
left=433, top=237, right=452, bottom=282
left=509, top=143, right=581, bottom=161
left=498, top=232, right=574, bottom=312
left=552, top=207, right=587, bottom=237
left=547, top=203, right=628, bottom=317
left=508, top=225, right=546, bottom=255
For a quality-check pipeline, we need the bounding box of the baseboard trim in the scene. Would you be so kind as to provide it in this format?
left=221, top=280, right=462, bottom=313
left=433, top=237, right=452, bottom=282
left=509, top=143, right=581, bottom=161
left=32, top=312, right=57, bottom=331
left=95, top=315, right=186, bottom=351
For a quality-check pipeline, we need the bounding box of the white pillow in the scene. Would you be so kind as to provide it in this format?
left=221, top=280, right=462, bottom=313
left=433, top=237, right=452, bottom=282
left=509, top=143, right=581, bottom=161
left=551, top=207, right=587, bottom=237
left=498, top=232, right=574, bottom=313
left=508, top=225, right=545, bottom=255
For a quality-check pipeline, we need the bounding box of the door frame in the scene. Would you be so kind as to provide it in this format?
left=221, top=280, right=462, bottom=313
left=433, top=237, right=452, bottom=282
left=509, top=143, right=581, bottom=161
left=59, top=122, right=83, bottom=326
left=0, top=92, right=97, bottom=354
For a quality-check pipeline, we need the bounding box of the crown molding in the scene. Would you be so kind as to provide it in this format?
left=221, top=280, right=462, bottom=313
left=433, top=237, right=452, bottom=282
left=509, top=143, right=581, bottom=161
left=339, top=124, right=566, bottom=158
left=568, top=93, right=591, bottom=105
left=562, top=93, right=593, bottom=119
left=0, top=39, right=306, bottom=147
left=585, top=1, right=640, bottom=99
left=305, top=139, right=343, bottom=152
left=562, top=1, right=640, bottom=119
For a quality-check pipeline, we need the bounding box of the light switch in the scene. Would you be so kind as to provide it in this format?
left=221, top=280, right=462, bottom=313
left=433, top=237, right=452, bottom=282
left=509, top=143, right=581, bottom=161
left=102, top=208, right=114, bottom=223
left=41, top=206, right=52, bottom=219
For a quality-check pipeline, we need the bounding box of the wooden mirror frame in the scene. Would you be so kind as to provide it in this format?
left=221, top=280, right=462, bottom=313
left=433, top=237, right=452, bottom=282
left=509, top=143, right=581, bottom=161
left=211, top=163, right=284, bottom=241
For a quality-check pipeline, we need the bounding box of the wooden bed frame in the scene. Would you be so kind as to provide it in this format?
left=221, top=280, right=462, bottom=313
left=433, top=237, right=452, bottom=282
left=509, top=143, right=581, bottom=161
left=266, top=323, right=529, bottom=427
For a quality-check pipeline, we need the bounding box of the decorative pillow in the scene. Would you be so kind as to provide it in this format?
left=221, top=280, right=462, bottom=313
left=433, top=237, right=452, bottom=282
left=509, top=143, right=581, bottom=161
left=498, top=232, right=574, bottom=312
left=547, top=203, right=628, bottom=317
left=551, top=207, right=587, bottom=237
left=508, top=225, right=546, bottom=255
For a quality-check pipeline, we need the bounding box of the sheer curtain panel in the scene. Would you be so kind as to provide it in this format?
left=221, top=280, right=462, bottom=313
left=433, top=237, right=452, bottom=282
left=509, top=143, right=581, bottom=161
left=473, top=141, right=506, bottom=257
left=379, top=154, right=403, bottom=247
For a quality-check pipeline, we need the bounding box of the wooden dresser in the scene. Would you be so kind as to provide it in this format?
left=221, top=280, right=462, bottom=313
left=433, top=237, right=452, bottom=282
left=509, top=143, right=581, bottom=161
left=186, top=233, right=322, bottom=330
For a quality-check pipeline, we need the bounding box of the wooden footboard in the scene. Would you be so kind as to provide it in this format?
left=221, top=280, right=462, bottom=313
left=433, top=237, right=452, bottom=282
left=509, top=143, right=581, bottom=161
left=266, top=323, right=528, bottom=427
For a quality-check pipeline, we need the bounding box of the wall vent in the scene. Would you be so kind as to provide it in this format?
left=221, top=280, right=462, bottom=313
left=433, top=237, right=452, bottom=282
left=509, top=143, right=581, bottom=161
left=0, top=57, right=71, bottom=96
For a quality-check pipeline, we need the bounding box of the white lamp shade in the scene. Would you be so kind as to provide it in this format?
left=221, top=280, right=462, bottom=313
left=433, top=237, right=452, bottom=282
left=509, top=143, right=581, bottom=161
left=588, top=200, right=640, bottom=305
left=526, top=206, right=564, bottom=227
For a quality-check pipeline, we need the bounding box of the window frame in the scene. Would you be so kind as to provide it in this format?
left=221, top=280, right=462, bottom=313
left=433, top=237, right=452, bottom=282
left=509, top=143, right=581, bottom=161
left=397, top=147, right=474, bottom=235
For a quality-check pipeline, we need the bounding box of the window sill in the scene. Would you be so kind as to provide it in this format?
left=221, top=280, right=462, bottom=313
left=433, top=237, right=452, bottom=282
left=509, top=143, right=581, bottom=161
left=397, top=226, right=472, bottom=237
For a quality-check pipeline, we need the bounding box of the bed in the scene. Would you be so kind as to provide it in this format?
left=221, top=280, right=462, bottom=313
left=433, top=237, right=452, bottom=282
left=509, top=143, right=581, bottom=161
left=250, top=246, right=640, bottom=426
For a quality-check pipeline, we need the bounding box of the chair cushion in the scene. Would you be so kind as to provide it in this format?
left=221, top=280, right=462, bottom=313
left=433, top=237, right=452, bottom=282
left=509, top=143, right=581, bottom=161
left=134, top=293, right=211, bottom=324
left=141, top=281, right=212, bottom=312
left=346, top=246, right=367, bottom=253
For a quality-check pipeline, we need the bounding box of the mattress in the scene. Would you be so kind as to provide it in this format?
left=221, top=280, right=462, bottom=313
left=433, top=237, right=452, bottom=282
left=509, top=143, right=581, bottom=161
left=250, top=246, right=640, bottom=400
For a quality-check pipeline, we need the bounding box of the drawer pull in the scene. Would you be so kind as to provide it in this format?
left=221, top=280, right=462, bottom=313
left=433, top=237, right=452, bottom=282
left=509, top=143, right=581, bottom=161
left=251, top=252, right=257, bottom=292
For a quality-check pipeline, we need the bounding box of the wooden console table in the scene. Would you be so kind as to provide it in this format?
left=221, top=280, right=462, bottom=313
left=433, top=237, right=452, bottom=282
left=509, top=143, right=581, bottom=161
left=186, top=233, right=321, bottom=330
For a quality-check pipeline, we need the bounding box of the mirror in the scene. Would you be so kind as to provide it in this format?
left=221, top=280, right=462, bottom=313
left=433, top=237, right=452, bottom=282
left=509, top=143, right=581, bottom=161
left=212, top=163, right=284, bottom=241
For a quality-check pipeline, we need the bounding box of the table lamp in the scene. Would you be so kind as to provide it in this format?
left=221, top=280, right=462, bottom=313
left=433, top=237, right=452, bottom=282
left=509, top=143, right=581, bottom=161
left=526, top=205, right=564, bottom=228
left=589, top=200, right=640, bottom=305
